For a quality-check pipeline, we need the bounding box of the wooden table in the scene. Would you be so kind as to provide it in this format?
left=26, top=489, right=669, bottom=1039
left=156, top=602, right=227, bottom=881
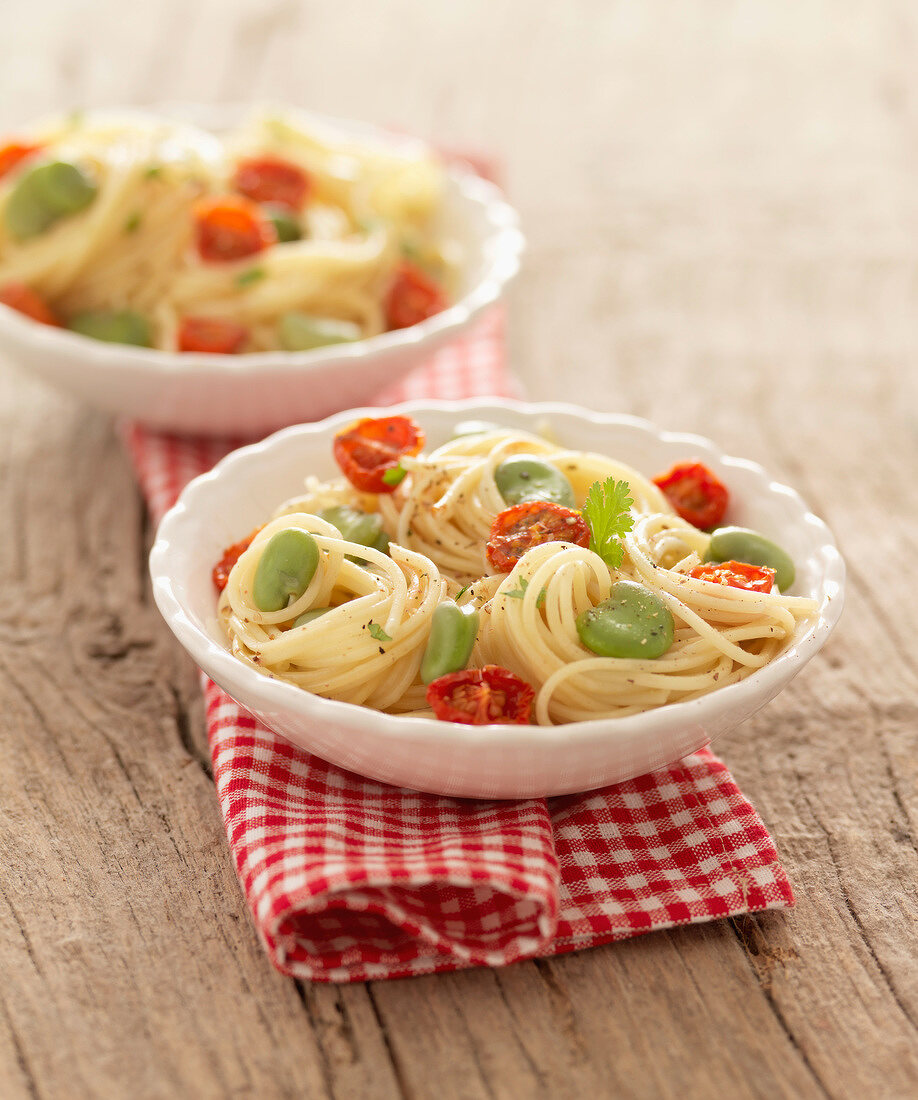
left=2, top=2, right=917, bottom=1097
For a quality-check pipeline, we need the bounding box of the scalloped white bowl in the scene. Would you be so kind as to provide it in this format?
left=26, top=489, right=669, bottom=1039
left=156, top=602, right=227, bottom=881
left=150, top=400, right=845, bottom=798
left=0, top=108, right=523, bottom=436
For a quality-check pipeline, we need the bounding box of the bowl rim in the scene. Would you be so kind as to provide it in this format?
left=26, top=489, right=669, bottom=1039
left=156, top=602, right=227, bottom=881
left=150, top=398, right=846, bottom=749
left=0, top=104, right=524, bottom=375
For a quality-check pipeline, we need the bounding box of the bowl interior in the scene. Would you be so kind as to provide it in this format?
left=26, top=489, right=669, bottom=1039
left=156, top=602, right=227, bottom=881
left=162, top=400, right=842, bottom=686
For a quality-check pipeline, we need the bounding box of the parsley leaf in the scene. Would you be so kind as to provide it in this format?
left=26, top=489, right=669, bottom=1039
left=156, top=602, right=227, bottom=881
left=236, top=267, right=266, bottom=288
left=367, top=621, right=391, bottom=642
left=582, top=478, right=634, bottom=569
left=455, top=584, right=470, bottom=602
left=124, top=211, right=142, bottom=234
left=504, top=577, right=546, bottom=607
left=381, top=464, right=406, bottom=487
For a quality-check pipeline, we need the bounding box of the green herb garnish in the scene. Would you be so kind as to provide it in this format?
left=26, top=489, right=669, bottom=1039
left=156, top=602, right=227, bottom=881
left=368, top=621, right=392, bottom=642
left=582, top=477, right=634, bottom=569
left=124, top=211, right=142, bottom=234
left=505, top=577, right=546, bottom=607
left=236, top=267, right=266, bottom=288
left=382, top=464, right=407, bottom=487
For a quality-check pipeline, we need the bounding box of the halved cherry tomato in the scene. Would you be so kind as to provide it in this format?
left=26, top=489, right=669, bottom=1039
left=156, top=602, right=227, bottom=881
left=332, top=415, right=425, bottom=494
left=384, top=260, right=447, bottom=330
left=688, top=560, right=776, bottom=593
left=426, top=665, right=534, bottom=725
left=0, top=141, right=44, bottom=181
left=178, top=316, right=249, bottom=354
left=0, top=282, right=60, bottom=326
left=653, top=461, right=729, bottom=530
left=212, top=527, right=263, bottom=591
left=193, top=195, right=276, bottom=262
left=231, top=156, right=310, bottom=210
left=486, top=502, right=590, bottom=573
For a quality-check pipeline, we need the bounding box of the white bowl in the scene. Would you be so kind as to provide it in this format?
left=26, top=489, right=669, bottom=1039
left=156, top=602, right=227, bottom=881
left=0, top=109, right=523, bottom=436
left=150, top=400, right=845, bottom=798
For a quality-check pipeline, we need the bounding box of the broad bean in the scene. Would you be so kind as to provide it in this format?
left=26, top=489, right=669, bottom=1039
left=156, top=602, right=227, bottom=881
left=576, top=581, right=674, bottom=659
left=253, top=529, right=319, bottom=612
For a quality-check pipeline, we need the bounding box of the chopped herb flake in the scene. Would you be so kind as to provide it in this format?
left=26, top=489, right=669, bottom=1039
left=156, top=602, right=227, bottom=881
left=504, top=577, right=547, bottom=607
left=368, top=621, right=391, bottom=642
left=382, top=464, right=407, bottom=487
left=236, top=267, right=266, bottom=288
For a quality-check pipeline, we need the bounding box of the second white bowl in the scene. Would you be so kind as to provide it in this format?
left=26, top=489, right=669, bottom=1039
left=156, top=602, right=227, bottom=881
left=0, top=109, right=523, bottom=435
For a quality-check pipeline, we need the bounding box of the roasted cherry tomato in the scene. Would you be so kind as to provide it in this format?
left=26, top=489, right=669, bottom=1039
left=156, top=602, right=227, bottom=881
left=426, top=665, right=535, bottom=725
left=653, top=460, right=729, bottom=530
left=688, top=560, right=776, bottom=593
left=384, top=260, right=447, bottom=330
left=332, top=415, right=425, bottom=493
left=193, top=195, right=276, bottom=262
left=0, top=141, right=44, bottom=181
left=486, top=502, right=590, bottom=573
left=212, top=527, right=263, bottom=591
left=0, top=281, right=60, bottom=326
left=178, top=316, right=249, bottom=354
left=231, top=156, right=310, bottom=210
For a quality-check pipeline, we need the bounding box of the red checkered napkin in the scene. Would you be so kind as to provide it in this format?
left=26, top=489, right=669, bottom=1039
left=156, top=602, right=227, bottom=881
left=127, top=310, right=793, bottom=982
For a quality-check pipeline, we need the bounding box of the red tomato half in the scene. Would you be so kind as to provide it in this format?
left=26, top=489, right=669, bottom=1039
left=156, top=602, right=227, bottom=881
left=178, top=316, right=249, bottom=354
left=688, top=560, right=776, bottom=593
left=427, top=665, right=535, bottom=725
left=212, top=527, right=262, bottom=591
left=486, top=502, right=590, bottom=573
left=384, top=260, right=447, bottom=330
left=231, top=156, right=310, bottom=210
left=0, top=141, right=43, bottom=180
left=332, top=415, right=425, bottom=493
left=0, top=282, right=60, bottom=326
left=194, top=195, right=276, bottom=262
left=653, top=461, right=729, bottom=530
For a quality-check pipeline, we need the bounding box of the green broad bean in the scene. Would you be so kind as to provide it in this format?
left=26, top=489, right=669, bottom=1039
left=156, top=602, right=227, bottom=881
left=5, top=161, right=97, bottom=240
left=318, top=506, right=386, bottom=550
left=370, top=529, right=391, bottom=555
left=420, top=600, right=480, bottom=684
left=253, top=529, right=319, bottom=612
left=292, top=606, right=332, bottom=628
left=576, top=580, right=674, bottom=659
left=265, top=205, right=301, bottom=242
left=68, top=310, right=152, bottom=346
left=319, top=505, right=390, bottom=566
left=705, top=526, right=795, bottom=592
left=278, top=312, right=361, bottom=351
left=495, top=454, right=576, bottom=508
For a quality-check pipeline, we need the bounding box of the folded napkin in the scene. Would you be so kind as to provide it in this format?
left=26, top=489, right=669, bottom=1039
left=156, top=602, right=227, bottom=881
left=125, top=309, right=793, bottom=982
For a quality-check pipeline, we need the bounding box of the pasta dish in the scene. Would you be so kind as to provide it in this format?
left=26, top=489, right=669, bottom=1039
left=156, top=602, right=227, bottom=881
left=0, top=109, right=455, bottom=353
left=213, top=416, right=817, bottom=726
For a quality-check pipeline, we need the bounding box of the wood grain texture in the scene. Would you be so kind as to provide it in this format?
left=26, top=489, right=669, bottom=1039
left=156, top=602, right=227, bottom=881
left=1, top=1, right=917, bottom=1097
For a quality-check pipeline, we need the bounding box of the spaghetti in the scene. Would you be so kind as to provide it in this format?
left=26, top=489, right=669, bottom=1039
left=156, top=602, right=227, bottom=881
left=216, top=422, right=818, bottom=726
left=0, top=109, right=455, bottom=352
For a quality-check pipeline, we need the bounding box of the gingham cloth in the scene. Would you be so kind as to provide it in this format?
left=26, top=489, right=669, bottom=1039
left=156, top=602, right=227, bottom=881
left=126, top=310, right=793, bottom=982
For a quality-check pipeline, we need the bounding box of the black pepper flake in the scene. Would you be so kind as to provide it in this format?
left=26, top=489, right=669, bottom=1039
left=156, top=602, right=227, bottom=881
left=378, top=646, right=385, bottom=654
